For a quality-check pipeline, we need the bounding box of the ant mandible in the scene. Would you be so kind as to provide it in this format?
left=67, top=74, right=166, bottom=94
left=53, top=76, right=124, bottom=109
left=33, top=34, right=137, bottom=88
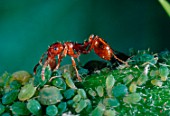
left=33, top=34, right=128, bottom=81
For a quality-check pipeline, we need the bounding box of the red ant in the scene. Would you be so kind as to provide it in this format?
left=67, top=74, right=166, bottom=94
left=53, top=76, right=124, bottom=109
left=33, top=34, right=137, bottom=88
left=34, top=35, right=128, bottom=81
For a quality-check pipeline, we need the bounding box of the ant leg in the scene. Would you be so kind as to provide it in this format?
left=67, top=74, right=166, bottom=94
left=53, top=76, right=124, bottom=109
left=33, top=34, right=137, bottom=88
left=51, top=49, right=67, bottom=81
left=112, top=53, right=128, bottom=66
left=33, top=52, right=47, bottom=74
left=39, top=52, right=46, bottom=65
left=54, top=45, right=68, bottom=71
left=71, top=56, right=82, bottom=81
left=54, top=54, right=62, bottom=71
left=33, top=63, right=40, bottom=74
left=49, top=55, right=63, bottom=82
left=41, top=60, right=49, bottom=81
left=76, top=52, right=80, bottom=61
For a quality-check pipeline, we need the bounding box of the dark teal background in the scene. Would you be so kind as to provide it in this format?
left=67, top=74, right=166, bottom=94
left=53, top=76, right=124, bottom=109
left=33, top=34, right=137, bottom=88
left=0, top=0, right=170, bottom=74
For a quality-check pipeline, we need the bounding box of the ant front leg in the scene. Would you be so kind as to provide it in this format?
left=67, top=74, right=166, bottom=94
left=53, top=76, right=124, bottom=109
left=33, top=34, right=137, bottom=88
left=53, top=44, right=68, bottom=71
left=48, top=55, right=63, bottom=82
left=33, top=52, right=47, bottom=74
left=41, top=60, right=49, bottom=80
left=41, top=58, right=57, bottom=81
left=53, top=54, right=62, bottom=71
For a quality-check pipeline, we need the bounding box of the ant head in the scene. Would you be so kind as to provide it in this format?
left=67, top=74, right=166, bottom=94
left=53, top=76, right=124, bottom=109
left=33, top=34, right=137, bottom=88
left=47, top=42, right=64, bottom=57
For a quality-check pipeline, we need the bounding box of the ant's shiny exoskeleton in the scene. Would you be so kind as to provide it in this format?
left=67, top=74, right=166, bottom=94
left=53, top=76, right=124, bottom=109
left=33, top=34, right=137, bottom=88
left=34, top=34, right=128, bottom=81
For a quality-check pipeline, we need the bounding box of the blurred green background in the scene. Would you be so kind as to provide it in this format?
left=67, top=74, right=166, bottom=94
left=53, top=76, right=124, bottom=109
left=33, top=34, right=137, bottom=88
left=0, top=0, right=170, bottom=74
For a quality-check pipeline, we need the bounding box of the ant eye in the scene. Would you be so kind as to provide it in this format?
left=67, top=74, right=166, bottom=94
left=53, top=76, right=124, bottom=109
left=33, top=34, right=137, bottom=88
left=54, top=47, right=58, bottom=51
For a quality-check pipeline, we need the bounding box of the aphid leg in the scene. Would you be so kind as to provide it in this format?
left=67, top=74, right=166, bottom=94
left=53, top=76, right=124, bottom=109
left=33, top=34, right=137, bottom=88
left=71, top=57, right=82, bottom=81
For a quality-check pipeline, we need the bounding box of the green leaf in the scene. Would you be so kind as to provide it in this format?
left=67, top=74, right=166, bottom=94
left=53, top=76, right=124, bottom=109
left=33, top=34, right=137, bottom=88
left=159, top=0, right=170, bottom=17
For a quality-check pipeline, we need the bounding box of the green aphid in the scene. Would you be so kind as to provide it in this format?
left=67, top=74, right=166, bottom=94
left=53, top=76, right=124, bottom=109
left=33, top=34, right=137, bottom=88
left=159, top=50, right=170, bottom=64
left=88, top=89, right=97, bottom=97
left=106, top=75, right=115, bottom=97
left=161, top=76, right=168, bottom=81
left=59, top=64, right=75, bottom=77
left=106, top=74, right=115, bottom=89
left=73, top=94, right=81, bottom=102
left=72, top=102, right=78, bottom=108
left=91, top=102, right=105, bottom=116
left=9, top=80, right=21, bottom=90
left=104, top=110, right=116, bottom=116
left=10, top=102, right=30, bottom=115
left=52, top=77, right=63, bottom=86
left=3, top=86, right=12, bottom=94
left=75, top=99, right=87, bottom=113
left=137, top=73, right=148, bottom=86
left=63, top=89, right=75, bottom=99
left=38, top=86, right=63, bottom=105
left=0, top=72, right=7, bottom=87
left=11, top=71, right=32, bottom=85
left=1, top=72, right=12, bottom=87
left=106, top=88, right=112, bottom=97
left=84, top=99, right=92, bottom=113
left=63, top=72, right=77, bottom=89
left=129, top=82, right=137, bottom=93
left=123, top=93, right=141, bottom=104
left=150, top=69, right=159, bottom=77
left=159, top=66, right=169, bottom=77
left=0, top=104, right=5, bottom=115
left=67, top=100, right=74, bottom=106
left=2, top=89, right=19, bottom=105
left=112, top=84, right=128, bottom=97
left=123, top=74, right=134, bottom=85
left=46, top=105, right=58, bottom=116
left=34, top=66, right=52, bottom=86
left=77, top=89, right=87, bottom=99
left=18, top=83, right=36, bottom=101
left=27, top=99, right=41, bottom=115
left=103, top=98, right=120, bottom=107
left=1, top=112, right=11, bottom=116
left=51, top=77, right=66, bottom=90
left=151, top=79, right=163, bottom=87
left=159, top=66, right=169, bottom=81
left=96, top=86, right=104, bottom=97
left=58, top=102, right=67, bottom=114
left=130, top=54, right=157, bottom=65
